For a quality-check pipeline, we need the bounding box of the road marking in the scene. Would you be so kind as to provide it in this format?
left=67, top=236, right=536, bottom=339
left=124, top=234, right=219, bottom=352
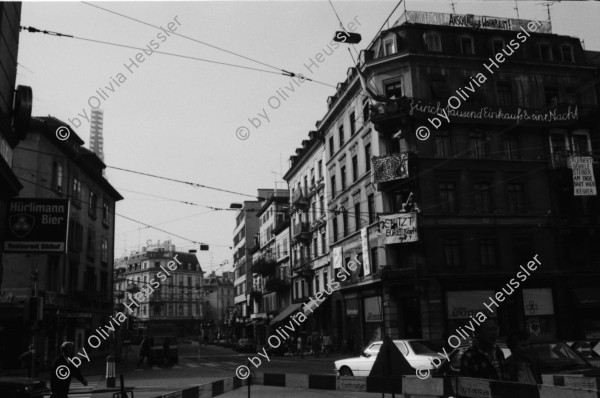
left=203, top=362, right=219, bottom=367
left=185, top=363, right=200, bottom=367
left=224, top=362, right=239, bottom=366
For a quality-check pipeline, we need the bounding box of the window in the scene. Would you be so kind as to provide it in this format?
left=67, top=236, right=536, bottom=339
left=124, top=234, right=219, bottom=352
left=539, top=43, right=552, bottom=61
left=424, top=32, right=442, bottom=52
left=367, top=194, right=375, bottom=224
left=314, top=273, right=320, bottom=293
left=460, top=36, right=474, bottom=55
left=313, top=236, right=318, bottom=256
left=72, top=177, right=82, bottom=206
left=435, top=131, right=453, bottom=157
left=560, top=45, right=574, bottom=62
left=318, top=160, right=323, bottom=179
left=430, top=78, right=449, bottom=101
left=385, top=80, right=403, bottom=99
left=89, top=191, right=97, bottom=218
left=496, top=82, right=513, bottom=106
left=102, top=200, right=110, bottom=227
left=544, top=86, right=558, bottom=106
left=329, top=137, right=335, bottom=156
left=443, top=237, right=461, bottom=268
left=365, top=143, right=372, bottom=172
left=354, top=202, right=361, bottom=231
left=350, top=112, right=356, bottom=135
left=68, top=219, right=83, bottom=252
left=352, top=155, right=358, bottom=182
left=339, top=125, right=345, bottom=147
left=439, top=182, right=457, bottom=213
left=321, top=229, right=326, bottom=253
left=469, top=131, right=489, bottom=158
left=479, top=239, right=497, bottom=268
left=383, top=37, right=395, bottom=56
left=86, top=228, right=96, bottom=259
left=310, top=168, right=315, bottom=187
left=507, top=183, right=526, bottom=213
left=319, top=195, right=324, bottom=216
left=52, top=162, right=63, bottom=193
left=101, top=238, right=108, bottom=265
left=503, top=135, right=519, bottom=159
left=332, top=217, right=338, bottom=242
left=473, top=183, right=492, bottom=213
left=362, top=99, right=370, bottom=122
left=564, top=87, right=580, bottom=106
left=342, top=208, right=348, bottom=236
left=492, top=39, right=505, bottom=54
left=572, top=134, right=591, bottom=154
left=330, top=174, right=337, bottom=197
left=340, top=166, right=347, bottom=191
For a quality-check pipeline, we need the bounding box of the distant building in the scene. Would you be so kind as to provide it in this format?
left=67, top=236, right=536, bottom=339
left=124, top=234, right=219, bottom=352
left=202, top=271, right=234, bottom=340
left=114, top=241, right=205, bottom=337
left=89, top=109, right=104, bottom=162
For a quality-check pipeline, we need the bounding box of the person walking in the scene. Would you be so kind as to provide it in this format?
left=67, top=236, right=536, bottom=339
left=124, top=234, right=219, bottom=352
left=50, top=341, right=87, bottom=398
left=19, top=344, right=35, bottom=377
left=505, top=330, right=542, bottom=384
left=297, top=335, right=304, bottom=359
left=162, top=338, right=171, bottom=366
left=311, top=330, right=320, bottom=358
left=137, top=337, right=151, bottom=368
left=322, top=332, right=332, bottom=357
left=460, top=319, right=507, bottom=380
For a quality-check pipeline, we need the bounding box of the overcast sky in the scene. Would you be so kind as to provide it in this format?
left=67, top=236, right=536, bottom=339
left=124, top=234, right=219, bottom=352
left=16, top=0, right=600, bottom=275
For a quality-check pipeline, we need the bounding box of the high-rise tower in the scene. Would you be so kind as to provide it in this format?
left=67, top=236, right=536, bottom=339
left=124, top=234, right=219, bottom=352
left=89, top=109, right=104, bottom=162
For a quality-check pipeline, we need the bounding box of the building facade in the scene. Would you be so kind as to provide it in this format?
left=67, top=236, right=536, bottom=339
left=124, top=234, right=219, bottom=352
left=202, top=271, right=234, bottom=341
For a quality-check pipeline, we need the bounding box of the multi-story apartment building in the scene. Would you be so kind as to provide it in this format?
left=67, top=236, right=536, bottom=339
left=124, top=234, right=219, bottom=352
left=318, top=10, right=598, bottom=346
left=116, top=242, right=204, bottom=337
left=232, top=200, right=260, bottom=339
left=283, top=131, right=340, bottom=340
left=248, top=190, right=289, bottom=345
left=2, top=116, right=122, bottom=367
left=202, top=271, right=234, bottom=341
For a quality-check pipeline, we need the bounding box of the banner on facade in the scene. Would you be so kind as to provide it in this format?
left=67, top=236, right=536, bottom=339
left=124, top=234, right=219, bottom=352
left=569, top=156, right=597, bottom=196
left=378, top=212, right=418, bottom=244
left=4, top=198, right=69, bottom=253
left=332, top=246, right=343, bottom=269
left=522, top=288, right=554, bottom=316
left=372, top=153, right=409, bottom=183
left=361, top=228, right=371, bottom=276
left=364, top=296, right=382, bottom=323
left=447, top=290, right=496, bottom=319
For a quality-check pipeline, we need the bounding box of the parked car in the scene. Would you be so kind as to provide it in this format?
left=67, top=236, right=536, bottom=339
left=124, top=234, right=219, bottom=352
left=0, top=377, right=50, bottom=398
left=236, top=338, right=255, bottom=353
left=334, top=339, right=444, bottom=377
left=435, top=339, right=600, bottom=377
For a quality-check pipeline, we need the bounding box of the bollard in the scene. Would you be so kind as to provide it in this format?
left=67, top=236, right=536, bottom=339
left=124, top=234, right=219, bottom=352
left=106, top=355, right=116, bottom=388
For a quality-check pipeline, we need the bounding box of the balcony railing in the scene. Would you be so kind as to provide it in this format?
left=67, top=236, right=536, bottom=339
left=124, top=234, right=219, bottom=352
left=370, top=100, right=407, bottom=124
left=251, top=256, right=277, bottom=276
left=292, top=222, right=311, bottom=241
left=292, top=256, right=314, bottom=278
left=292, top=188, right=309, bottom=209
left=372, top=153, right=409, bottom=183
left=264, top=277, right=290, bottom=293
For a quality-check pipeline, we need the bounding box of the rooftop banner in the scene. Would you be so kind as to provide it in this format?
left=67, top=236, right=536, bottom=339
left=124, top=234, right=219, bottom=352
left=4, top=198, right=69, bottom=253
left=400, top=11, right=552, bottom=33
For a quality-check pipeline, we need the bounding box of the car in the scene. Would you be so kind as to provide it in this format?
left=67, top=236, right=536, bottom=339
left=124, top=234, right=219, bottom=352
left=334, top=339, right=445, bottom=377
left=0, top=377, right=50, bottom=398
left=236, top=338, right=255, bottom=353
left=435, top=339, right=600, bottom=378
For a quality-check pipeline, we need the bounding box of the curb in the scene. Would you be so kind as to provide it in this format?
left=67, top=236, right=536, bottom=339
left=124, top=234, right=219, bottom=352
left=148, top=376, right=245, bottom=398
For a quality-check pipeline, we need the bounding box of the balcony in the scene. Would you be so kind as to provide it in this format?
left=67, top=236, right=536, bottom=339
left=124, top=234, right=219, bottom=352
left=370, top=100, right=411, bottom=130
left=292, top=188, right=309, bottom=209
left=264, top=277, right=290, bottom=293
left=292, top=222, right=311, bottom=242
left=372, top=153, right=409, bottom=184
left=249, top=289, right=262, bottom=300
left=292, top=256, right=314, bottom=278
left=251, top=256, right=277, bottom=276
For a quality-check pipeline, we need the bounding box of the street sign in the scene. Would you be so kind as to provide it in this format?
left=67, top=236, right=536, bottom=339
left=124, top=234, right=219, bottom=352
left=572, top=342, right=593, bottom=358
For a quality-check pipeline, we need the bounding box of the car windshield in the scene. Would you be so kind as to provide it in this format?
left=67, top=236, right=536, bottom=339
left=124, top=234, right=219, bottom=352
left=527, top=342, right=589, bottom=372
left=408, top=341, right=438, bottom=355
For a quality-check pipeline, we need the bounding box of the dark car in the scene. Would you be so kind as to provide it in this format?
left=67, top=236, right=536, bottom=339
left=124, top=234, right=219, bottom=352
left=435, top=339, right=600, bottom=378
left=0, top=377, right=50, bottom=398
left=235, top=338, right=255, bottom=353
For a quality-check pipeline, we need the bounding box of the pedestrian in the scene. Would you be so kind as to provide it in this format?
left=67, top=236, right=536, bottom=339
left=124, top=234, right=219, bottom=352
left=137, top=337, right=151, bottom=367
left=312, top=330, right=320, bottom=358
left=460, top=318, right=507, bottom=380
left=163, top=338, right=170, bottom=366
left=50, top=341, right=87, bottom=398
left=19, top=344, right=35, bottom=377
left=297, top=335, right=304, bottom=359
left=322, top=332, right=332, bottom=357
left=505, top=330, right=542, bottom=384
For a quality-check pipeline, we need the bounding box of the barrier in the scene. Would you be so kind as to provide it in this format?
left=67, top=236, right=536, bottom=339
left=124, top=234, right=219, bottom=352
left=149, top=376, right=245, bottom=398
left=254, top=372, right=600, bottom=397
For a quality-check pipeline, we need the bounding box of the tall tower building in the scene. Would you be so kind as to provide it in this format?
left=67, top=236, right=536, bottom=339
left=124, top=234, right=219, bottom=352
left=89, top=109, right=104, bottom=162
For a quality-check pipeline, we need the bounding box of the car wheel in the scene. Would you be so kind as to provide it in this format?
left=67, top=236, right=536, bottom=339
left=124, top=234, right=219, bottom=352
left=339, top=366, right=354, bottom=376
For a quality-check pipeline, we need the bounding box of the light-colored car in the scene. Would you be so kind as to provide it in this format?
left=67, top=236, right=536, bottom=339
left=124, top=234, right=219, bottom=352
left=334, top=339, right=444, bottom=377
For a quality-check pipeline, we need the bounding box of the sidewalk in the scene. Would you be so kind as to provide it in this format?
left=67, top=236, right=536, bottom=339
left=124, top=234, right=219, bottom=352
left=222, top=385, right=379, bottom=397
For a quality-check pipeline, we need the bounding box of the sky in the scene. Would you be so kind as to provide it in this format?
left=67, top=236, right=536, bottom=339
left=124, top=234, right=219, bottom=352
left=16, top=0, right=600, bottom=275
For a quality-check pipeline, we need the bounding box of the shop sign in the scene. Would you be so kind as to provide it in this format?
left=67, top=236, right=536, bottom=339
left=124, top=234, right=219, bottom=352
left=0, top=291, right=16, bottom=304
left=522, top=288, right=554, bottom=316
left=364, top=296, right=382, bottom=323
left=4, top=198, right=69, bottom=253
left=332, top=246, right=343, bottom=269
left=447, top=291, right=496, bottom=319
left=361, top=228, right=371, bottom=276
left=456, top=378, right=492, bottom=398
left=379, top=212, right=418, bottom=244
left=338, top=377, right=367, bottom=391
left=569, top=156, right=597, bottom=196
left=346, top=299, right=358, bottom=317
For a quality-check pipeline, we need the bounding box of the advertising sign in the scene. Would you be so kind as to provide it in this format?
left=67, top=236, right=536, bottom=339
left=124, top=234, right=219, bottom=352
left=361, top=228, right=371, bottom=276
left=569, top=156, right=597, bottom=196
left=4, top=198, right=69, bottom=253
left=378, top=212, right=418, bottom=244
left=522, top=288, right=554, bottom=316
left=364, top=296, right=382, bottom=323
left=447, top=290, right=496, bottom=319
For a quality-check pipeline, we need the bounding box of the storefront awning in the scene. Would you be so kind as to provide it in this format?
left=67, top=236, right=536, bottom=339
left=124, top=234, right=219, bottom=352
left=270, top=303, right=303, bottom=325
